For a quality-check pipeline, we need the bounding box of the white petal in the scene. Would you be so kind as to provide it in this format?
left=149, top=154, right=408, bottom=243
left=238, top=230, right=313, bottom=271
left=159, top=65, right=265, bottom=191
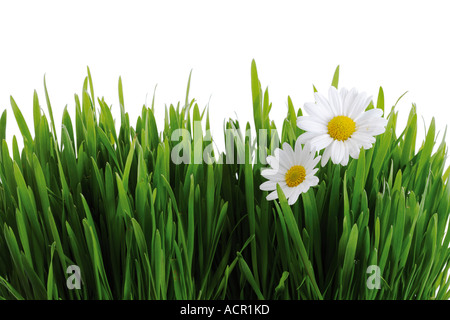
left=294, top=136, right=303, bottom=152
left=315, top=92, right=337, bottom=117
left=342, top=88, right=359, bottom=116
left=310, top=134, right=333, bottom=151
left=340, top=157, right=349, bottom=166
left=304, top=153, right=321, bottom=171
left=288, top=187, right=302, bottom=205
left=306, top=175, right=319, bottom=187
left=261, top=168, right=284, bottom=179
left=328, top=86, right=343, bottom=115
left=303, top=102, right=332, bottom=124
left=340, top=143, right=350, bottom=166
left=261, top=168, right=276, bottom=178
left=321, top=145, right=332, bottom=166
left=294, top=139, right=304, bottom=162
left=266, top=155, right=279, bottom=169
left=272, top=148, right=281, bottom=159
left=307, top=168, right=319, bottom=177
left=346, top=138, right=361, bottom=159
left=356, top=113, right=388, bottom=136
left=282, top=142, right=295, bottom=159
left=267, top=160, right=283, bottom=173
left=331, top=140, right=345, bottom=164
left=351, top=131, right=376, bottom=148
left=297, top=117, right=328, bottom=133
left=298, top=131, right=320, bottom=144
left=357, top=117, right=388, bottom=130
left=337, top=140, right=347, bottom=164
left=266, top=190, right=279, bottom=201
left=282, top=186, right=296, bottom=199
left=278, top=149, right=293, bottom=169
left=304, top=142, right=318, bottom=154
left=303, top=148, right=319, bottom=168
left=348, top=92, right=370, bottom=119
left=299, top=181, right=311, bottom=193
left=260, top=181, right=277, bottom=191
left=358, top=124, right=387, bottom=136
left=346, top=91, right=366, bottom=118
left=267, top=172, right=286, bottom=182
left=329, top=140, right=339, bottom=164
left=339, top=87, right=349, bottom=103
left=298, top=145, right=312, bottom=166
left=354, top=108, right=383, bottom=123
left=362, top=96, right=374, bottom=112
left=354, top=95, right=373, bottom=118
left=310, top=156, right=321, bottom=170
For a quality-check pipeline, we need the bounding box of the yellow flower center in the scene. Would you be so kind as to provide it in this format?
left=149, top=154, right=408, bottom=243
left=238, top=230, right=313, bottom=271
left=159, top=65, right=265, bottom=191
left=327, top=116, right=356, bottom=141
left=285, top=165, right=306, bottom=188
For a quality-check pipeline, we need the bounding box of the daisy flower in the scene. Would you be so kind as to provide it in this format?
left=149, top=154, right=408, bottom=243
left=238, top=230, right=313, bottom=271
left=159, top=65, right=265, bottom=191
left=297, top=86, right=388, bottom=166
left=260, top=139, right=321, bottom=205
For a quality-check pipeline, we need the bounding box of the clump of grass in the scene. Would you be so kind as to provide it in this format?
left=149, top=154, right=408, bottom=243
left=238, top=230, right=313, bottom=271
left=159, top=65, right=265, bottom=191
left=0, top=61, right=449, bottom=300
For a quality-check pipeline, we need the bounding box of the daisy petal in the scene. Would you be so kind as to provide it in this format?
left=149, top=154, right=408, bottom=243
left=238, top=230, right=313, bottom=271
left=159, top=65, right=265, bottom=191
left=354, top=108, right=383, bottom=123
left=308, top=156, right=321, bottom=170
left=347, top=92, right=369, bottom=119
left=300, top=180, right=312, bottom=193
left=321, top=144, right=332, bottom=166
left=354, top=94, right=373, bottom=118
left=288, top=187, right=302, bottom=205
left=259, top=181, right=278, bottom=191
left=304, top=142, right=317, bottom=154
left=342, top=88, right=359, bottom=116
left=303, top=102, right=333, bottom=124
left=340, top=143, right=350, bottom=166
left=328, top=86, right=343, bottom=115
left=266, top=190, right=279, bottom=201
left=357, top=118, right=388, bottom=130
left=266, top=155, right=279, bottom=169
left=266, top=172, right=286, bottom=182
left=297, top=117, right=328, bottom=133
left=339, top=87, right=349, bottom=103
left=277, top=149, right=293, bottom=169
left=261, top=169, right=281, bottom=179
left=310, top=134, right=333, bottom=151
left=315, top=92, right=337, bottom=116
left=298, top=131, right=320, bottom=144
left=282, top=142, right=295, bottom=159
left=294, top=138, right=304, bottom=162
left=358, top=124, right=387, bottom=136
left=352, top=131, right=376, bottom=148
left=282, top=186, right=296, bottom=199
left=346, top=138, right=361, bottom=159
left=331, top=140, right=344, bottom=164
left=306, top=175, right=319, bottom=187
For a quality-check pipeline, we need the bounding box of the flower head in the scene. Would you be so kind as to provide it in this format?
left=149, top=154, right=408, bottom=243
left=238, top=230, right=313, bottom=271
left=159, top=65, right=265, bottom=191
left=297, top=86, right=388, bottom=166
left=260, top=139, right=321, bottom=205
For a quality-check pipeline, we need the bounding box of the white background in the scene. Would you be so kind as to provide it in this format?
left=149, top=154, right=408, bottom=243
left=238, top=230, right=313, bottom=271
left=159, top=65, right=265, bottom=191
left=1, top=0, right=449, bottom=160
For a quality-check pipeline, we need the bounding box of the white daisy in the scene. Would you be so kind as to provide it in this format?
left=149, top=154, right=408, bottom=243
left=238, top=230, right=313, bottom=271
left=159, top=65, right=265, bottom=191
left=260, top=139, right=321, bottom=205
left=297, top=86, right=388, bottom=166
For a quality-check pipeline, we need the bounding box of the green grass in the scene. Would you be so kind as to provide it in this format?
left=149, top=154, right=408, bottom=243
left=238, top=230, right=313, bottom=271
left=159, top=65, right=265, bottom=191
left=0, top=61, right=449, bottom=300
